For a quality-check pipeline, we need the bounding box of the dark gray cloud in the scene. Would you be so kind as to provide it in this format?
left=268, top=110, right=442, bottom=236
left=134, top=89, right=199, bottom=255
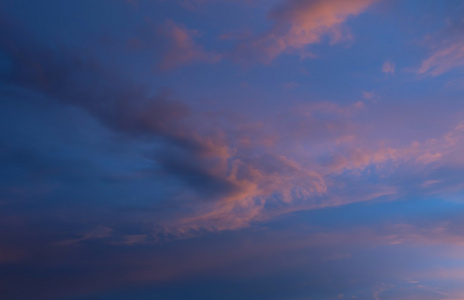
left=0, top=18, right=239, bottom=204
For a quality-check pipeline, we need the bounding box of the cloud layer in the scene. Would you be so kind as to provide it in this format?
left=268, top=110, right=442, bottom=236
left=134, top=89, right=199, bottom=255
left=2, top=1, right=464, bottom=299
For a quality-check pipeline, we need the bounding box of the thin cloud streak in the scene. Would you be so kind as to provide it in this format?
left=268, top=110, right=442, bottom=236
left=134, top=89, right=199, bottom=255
left=418, top=40, right=464, bottom=77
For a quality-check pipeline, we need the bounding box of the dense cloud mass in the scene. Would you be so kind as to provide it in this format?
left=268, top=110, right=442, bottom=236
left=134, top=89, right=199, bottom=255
left=1, top=0, right=464, bottom=299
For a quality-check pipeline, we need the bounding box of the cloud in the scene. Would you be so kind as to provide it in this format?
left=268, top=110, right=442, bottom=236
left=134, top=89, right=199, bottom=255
left=235, top=0, right=376, bottom=62
left=0, top=19, right=222, bottom=156
left=0, top=21, right=328, bottom=234
left=416, top=17, right=464, bottom=77
left=417, top=40, right=464, bottom=77
left=362, top=90, right=375, bottom=100
left=158, top=20, right=221, bottom=70
left=361, top=90, right=380, bottom=103
left=3, top=3, right=464, bottom=300
left=58, top=226, right=113, bottom=245
left=382, top=61, right=395, bottom=74
left=2, top=14, right=464, bottom=236
left=5, top=202, right=464, bottom=299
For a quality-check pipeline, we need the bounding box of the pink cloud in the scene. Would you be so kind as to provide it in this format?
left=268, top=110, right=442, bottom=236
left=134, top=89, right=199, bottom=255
left=153, top=100, right=464, bottom=234
left=158, top=20, right=221, bottom=70
left=236, top=0, right=376, bottom=62
left=362, top=90, right=375, bottom=100
left=5, top=18, right=464, bottom=237
left=382, top=61, right=395, bottom=74
left=417, top=39, right=464, bottom=76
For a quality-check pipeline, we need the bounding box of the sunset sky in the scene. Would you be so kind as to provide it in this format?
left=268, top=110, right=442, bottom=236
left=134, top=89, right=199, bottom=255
left=2, top=0, right=464, bottom=299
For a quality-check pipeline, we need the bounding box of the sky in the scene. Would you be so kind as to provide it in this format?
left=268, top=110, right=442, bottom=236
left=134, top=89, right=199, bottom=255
left=1, top=0, right=464, bottom=299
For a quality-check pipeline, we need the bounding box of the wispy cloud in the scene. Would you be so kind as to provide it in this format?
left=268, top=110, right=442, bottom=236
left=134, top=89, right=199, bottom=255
left=382, top=61, right=395, bottom=74
left=3, top=1, right=464, bottom=299
left=417, top=40, right=464, bottom=77
left=158, top=20, right=221, bottom=70
left=235, top=0, right=376, bottom=62
left=416, top=17, right=464, bottom=77
left=3, top=17, right=460, bottom=234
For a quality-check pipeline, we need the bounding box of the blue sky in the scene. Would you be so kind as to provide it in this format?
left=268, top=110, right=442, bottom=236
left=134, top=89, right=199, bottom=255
left=2, top=0, right=464, bottom=299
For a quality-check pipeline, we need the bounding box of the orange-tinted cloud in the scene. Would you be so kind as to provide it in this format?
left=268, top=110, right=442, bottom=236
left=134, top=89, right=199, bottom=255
left=156, top=102, right=464, bottom=234
left=236, top=0, right=376, bottom=62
